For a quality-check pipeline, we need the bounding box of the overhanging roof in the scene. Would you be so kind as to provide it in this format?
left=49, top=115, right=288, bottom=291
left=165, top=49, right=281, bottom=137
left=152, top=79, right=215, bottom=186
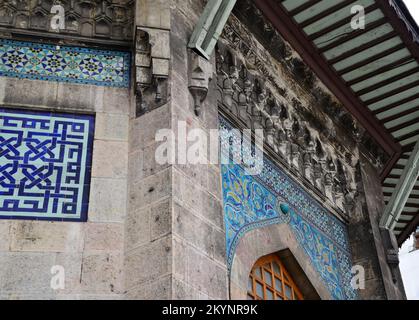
left=254, top=0, right=419, bottom=245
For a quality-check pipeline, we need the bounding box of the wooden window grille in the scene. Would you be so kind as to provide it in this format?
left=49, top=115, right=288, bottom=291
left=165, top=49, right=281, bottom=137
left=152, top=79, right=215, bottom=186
left=247, top=254, right=303, bottom=300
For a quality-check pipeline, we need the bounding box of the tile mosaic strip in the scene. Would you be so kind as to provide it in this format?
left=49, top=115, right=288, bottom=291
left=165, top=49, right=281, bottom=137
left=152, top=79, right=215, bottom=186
left=220, top=116, right=357, bottom=300
left=0, top=39, right=130, bottom=87
left=0, top=108, right=94, bottom=221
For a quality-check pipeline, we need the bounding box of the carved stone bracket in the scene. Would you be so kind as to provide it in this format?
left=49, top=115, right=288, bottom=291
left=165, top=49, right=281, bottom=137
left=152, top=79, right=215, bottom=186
left=188, top=50, right=212, bottom=116
left=135, top=27, right=170, bottom=116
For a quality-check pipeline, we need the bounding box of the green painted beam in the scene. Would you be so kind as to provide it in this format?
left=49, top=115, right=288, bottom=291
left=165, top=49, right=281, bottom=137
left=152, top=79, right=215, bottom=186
left=380, top=138, right=419, bottom=231
left=188, top=0, right=237, bottom=60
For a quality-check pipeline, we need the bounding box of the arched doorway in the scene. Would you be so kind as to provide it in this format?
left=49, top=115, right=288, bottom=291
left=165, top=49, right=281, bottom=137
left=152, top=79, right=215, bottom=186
left=247, top=253, right=303, bottom=300
left=229, top=223, right=329, bottom=300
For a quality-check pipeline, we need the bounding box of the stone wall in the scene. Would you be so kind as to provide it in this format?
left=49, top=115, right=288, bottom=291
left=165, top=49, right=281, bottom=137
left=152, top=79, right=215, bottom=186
left=125, top=0, right=228, bottom=299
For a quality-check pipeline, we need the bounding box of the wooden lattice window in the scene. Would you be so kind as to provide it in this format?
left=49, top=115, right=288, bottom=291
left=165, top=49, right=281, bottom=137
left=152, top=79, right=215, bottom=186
left=247, top=254, right=303, bottom=300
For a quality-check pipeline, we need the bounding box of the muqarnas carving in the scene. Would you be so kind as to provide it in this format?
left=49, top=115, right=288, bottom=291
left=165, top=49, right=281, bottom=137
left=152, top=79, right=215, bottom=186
left=0, top=0, right=134, bottom=41
left=216, top=44, right=358, bottom=217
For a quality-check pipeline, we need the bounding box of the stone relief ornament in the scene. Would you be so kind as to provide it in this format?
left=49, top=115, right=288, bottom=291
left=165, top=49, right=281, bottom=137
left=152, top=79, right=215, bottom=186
left=229, top=1, right=389, bottom=169
left=216, top=38, right=358, bottom=218
left=0, top=0, right=134, bottom=41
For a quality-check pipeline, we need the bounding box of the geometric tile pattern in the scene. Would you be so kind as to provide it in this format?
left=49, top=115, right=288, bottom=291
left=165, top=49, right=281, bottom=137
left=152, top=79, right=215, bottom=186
left=220, top=116, right=357, bottom=300
left=0, top=108, right=94, bottom=221
left=0, top=39, right=130, bottom=88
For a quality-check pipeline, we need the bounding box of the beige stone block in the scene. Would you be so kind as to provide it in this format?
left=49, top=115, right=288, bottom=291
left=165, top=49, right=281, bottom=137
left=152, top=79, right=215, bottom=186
left=187, top=247, right=228, bottom=299
left=135, top=52, right=151, bottom=68
left=129, top=168, right=171, bottom=210
left=207, top=166, right=222, bottom=198
left=89, top=178, right=127, bottom=223
left=172, top=169, right=204, bottom=212
left=136, top=0, right=171, bottom=30
left=172, top=236, right=188, bottom=282
left=125, top=274, right=172, bottom=300
left=173, top=202, right=213, bottom=258
left=172, top=277, right=200, bottom=300
left=56, top=82, right=99, bottom=112
left=0, top=252, right=56, bottom=295
left=124, top=236, right=171, bottom=290
left=128, top=150, right=144, bottom=187
left=100, top=87, right=131, bottom=115
left=80, top=252, right=124, bottom=294
left=0, top=78, right=58, bottom=109
left=95, top=113, right=129, bottom=142
left=125, top=207, right=150, bottom=252
left=0, top=221, right=11, bottom=251
left=142, top=142, right=171, bottom=179
left=56, top=294, right=124, bottom=300
left=152, top=58, right=170, bottom=77
left=211, top=226, right=226, bottom=265
left=201, top=191, right=223, bottom=228
left=84, top=223, right=124, bottom=252
left=53, top=252, right=83, bottom=294
left=10, top=221, right=84, bottom=253
left=175, top=163, right=208, bottom=190
left=5, top=293, right=56, bottom=300
left=150, top=199, right=171, bottom=240
left=130, top=103, right=171, bottom=151
left=91, top=140, right=128, bottom=179
left=56, top=84, right=128, bottom=115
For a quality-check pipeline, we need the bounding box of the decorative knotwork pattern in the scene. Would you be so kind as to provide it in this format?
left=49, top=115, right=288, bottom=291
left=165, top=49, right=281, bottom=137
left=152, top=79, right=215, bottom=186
left=0, top=39, right=130, bottom=87
left=0, top=108, right=94, bottom=221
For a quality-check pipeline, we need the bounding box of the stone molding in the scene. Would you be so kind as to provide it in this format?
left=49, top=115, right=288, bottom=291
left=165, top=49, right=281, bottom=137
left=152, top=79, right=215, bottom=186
left=0, top=0, right=134, bottom=42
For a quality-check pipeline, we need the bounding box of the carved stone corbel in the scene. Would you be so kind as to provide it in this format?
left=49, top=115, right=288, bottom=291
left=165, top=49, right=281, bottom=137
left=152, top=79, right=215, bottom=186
left=135, top=27, right=170, bottom=117
left=188, top=50, right=212, bottom=116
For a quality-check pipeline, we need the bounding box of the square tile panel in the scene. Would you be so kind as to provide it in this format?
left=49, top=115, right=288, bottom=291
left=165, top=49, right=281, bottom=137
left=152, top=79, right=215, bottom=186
left=0, top=108, right=94, bottom=221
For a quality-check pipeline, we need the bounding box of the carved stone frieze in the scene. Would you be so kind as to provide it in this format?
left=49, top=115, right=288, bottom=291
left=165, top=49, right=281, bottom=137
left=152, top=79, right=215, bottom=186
left=231, top=0, right=388, bottom=171
left=216, top=24, right=359, bottom=218
left=0, top=0, right=134, bottom=41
